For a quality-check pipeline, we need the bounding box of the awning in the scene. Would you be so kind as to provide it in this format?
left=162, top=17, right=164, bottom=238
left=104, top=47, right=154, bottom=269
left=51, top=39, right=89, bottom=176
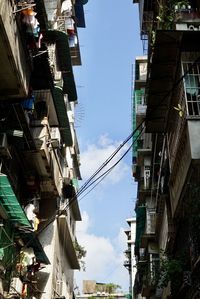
left=0, top=175, right=50, bottom=264
left=0, top=174, right=49, bottom=264
left=69, top=182, right=81, bottom=221
left=0, top=175, right=31, bottom=227
left=62, top=181, right=81, bottom=220
left=135, top=206, right=146, bottom=255
left=62, top=72, right=77, bottom=102
left=18, top=231, right=50, bottom=264
left=43, top=30, right=72, bottom=71
left=43, top=30, right=77, bottom=102
left=74, top=1, right=86, bottom=28
left=57, top=216, right=80, bottom=269
left=31, top=44, right=54, bottom=90
left=53, top=86, right=73, bottom=146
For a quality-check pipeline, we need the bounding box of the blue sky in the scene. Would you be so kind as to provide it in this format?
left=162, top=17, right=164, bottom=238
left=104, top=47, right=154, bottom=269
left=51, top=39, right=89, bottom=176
left=74, top=0, right=142, bottom=293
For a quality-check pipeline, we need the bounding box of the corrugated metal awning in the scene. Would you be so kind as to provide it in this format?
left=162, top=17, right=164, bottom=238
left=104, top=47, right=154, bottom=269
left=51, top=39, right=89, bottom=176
left=0, top=174, right=50, bottom=264
left=74, top=1, right=86, bottom=28
left=135, top=206, right=146, bottom=254
left=18, top=230, right=50, bottom=264
left=53, top=86, right=73, bottom=146
left=43, top=30, right=77, bottom=102
left=0, top=175, right=31, bottom=227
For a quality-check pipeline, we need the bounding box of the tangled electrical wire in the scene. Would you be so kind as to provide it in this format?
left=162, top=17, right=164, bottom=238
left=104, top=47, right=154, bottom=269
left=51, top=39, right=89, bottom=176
left=2, top=54, right=200, bottom=281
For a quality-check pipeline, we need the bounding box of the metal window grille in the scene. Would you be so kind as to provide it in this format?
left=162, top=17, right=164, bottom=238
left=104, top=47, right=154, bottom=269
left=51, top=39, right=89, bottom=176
left=146, top=210, right=156, bottom=234
left=182, top=60, right=200, bottom=117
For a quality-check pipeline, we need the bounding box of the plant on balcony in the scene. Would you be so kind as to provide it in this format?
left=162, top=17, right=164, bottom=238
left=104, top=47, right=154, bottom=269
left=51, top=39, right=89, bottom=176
left=156, top=0, right=189, bottom=29
left=156, top=3, right=174, bottom=29
left=74, top=238, right=87, bottom=271
left=158, top=256, right=183, bottom=289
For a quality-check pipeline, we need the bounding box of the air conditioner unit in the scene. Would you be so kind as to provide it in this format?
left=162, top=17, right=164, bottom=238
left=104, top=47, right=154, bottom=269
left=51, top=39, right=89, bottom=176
left=176, top=23, right=187, bottom=30
left=9, top=277, right=23, bottom=295
left=0, top=133, right=11, bottom=158
left=50, top=128, right=61, bottom=148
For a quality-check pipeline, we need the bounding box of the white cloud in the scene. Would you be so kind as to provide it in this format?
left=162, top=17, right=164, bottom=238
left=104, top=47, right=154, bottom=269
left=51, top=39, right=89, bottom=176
left=75, top=212, right=129, bottom=293
left=80, top=135, right=129, bottom=185
left=75, top=135, right=132, bottom=293
left=113, top=227, right=127, bottom=253
left=77, top=211, right=90, bottom=234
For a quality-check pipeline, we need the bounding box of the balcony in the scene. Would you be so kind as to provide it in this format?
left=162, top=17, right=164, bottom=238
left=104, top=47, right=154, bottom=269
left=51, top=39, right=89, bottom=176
left=141, top=256, right=159, bottom=297
left=175, top=9, right=200, bottom=31
left=145, top=17, right=200, bottom=133
left=24, top=117, right=63, bottom=195
left=169, top=119, right=200, bottom=217
left=136, top=135, right=152, bottom=166
left=135, top=89, right=147, bottom=127
left=137, top=172, right=151, bottom=205
left=140, top=210, right=156, bottom=248
left=57, top=215, right=80, bottom=269
left=0, top=0, right=31, bottom=99
left=123, top=259, right=131, bottom=270
left=56, top=16, right=81, bottom=66
left=61, top=183, right=81, bottom=221
left=43, top=0, right=82, bottom=66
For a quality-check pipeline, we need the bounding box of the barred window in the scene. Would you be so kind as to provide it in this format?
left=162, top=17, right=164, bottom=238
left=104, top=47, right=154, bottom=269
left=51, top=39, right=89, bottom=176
left=182, top=60, right=200, bottom=116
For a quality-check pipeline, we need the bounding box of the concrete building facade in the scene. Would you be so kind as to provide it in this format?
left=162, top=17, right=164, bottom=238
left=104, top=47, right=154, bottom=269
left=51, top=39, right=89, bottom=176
left=0, top=0, right=88, bottom=298
left=131, top=0, right=200, bottom=298
left=124, top=218, right=137, bottom=299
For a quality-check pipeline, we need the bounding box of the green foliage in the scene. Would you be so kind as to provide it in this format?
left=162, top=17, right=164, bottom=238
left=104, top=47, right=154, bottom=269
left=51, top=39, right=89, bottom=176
left=156, top=0, right=189, bottom=29
left=159, top=256, right=183, bottom=288
left=105, top=283, right=121, bottom=294
left=96, top=283, right=121, bottom=294
left=74, top=238, right=87, bottom=271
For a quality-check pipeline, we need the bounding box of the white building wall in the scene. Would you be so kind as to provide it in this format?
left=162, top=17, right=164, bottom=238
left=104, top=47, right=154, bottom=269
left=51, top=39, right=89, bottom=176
left=126, top=218, right=136, bottom=298
left=39, top=220, right=75, bottom=299
left=39, top=222, right=56, bottom=299
left=130, top=220, right=137, bottom=295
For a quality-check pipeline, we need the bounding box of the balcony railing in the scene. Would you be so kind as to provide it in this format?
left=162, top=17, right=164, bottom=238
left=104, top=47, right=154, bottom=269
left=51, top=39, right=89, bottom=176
left=175, top=10, right=200, bottom=31
left=30, top=117, right=63, bottom=194
left=141, top=257, right=159, bottom=297
left=140, top=209, right=156, bottom=247
left=146, top=210, right=156, bottom=234
left=140, top=4, right=200, bottom=56
left=124, top=259, right=131, bottom=269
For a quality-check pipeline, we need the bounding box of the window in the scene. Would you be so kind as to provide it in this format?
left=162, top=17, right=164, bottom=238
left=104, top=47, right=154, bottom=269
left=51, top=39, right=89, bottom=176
left=135, top=88, right=145, bottom=105
left=182, top=58, right=200, bottom=116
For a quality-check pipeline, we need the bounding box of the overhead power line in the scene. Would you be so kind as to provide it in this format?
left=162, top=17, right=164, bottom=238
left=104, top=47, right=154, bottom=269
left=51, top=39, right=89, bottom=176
left=17, top=54, right=200, bottom=244
left=36, top=125, right=145, bottom=236
left=4, top=123, right=143, bottom=272
left=5, top=55, right=200, bottom=271
left=77, top=126, right=145, bottom=201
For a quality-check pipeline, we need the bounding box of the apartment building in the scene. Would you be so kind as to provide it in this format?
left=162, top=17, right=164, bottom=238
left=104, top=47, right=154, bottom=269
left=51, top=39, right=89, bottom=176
left=132, top=0, right=200, bottom=298
left=124, top=218, right=137, bottom=299
left=0, top=0, right=87, bottom=298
